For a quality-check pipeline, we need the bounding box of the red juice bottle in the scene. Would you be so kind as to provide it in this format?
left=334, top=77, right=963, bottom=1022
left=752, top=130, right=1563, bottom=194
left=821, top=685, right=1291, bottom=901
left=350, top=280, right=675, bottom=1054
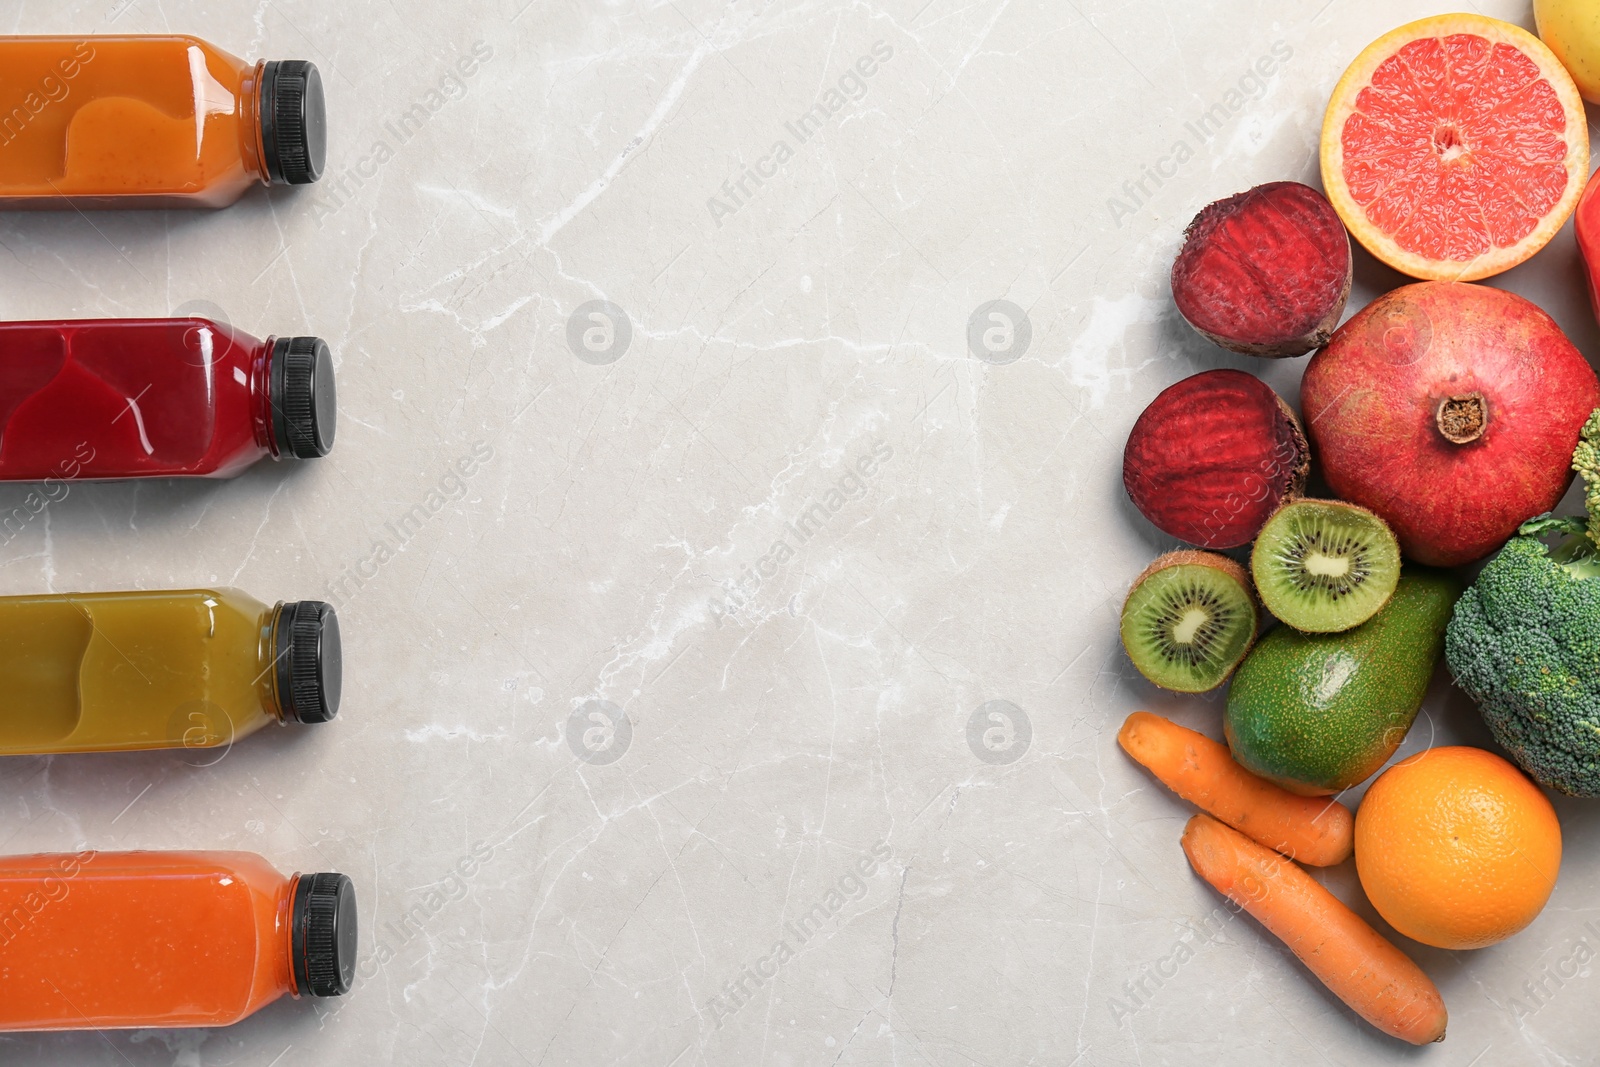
left=0, top=316, right=335, bottom=480
left=0, top=851, right=357, bottom=1030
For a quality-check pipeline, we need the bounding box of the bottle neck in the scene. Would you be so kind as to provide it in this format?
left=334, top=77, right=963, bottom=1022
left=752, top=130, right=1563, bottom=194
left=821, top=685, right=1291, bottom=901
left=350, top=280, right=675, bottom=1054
left=258, top=601, right=289, bottom=723
left=278, top=875, right=305, bottom=997
left=250, top=337, right=283, bottom=459
left=226, top=852, right=305, bottom=1018
left=238, top=867, right=302, bottom=1016
left=240, top=60, right=271, bottom=185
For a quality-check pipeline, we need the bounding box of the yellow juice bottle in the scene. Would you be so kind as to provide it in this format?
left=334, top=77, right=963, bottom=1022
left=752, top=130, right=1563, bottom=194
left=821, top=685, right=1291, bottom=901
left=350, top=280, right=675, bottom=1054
left=0, top=589, right=339, bottom=754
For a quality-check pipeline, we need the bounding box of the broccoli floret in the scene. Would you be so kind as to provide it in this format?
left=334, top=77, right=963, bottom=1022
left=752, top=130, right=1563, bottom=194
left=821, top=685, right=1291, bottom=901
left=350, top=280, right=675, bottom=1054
left=1445, top=409, right=1600, bottom=796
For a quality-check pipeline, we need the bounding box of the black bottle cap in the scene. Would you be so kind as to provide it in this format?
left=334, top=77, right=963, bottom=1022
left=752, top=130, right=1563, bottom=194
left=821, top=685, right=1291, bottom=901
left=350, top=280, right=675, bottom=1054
left=275, top=601, right=342, bottom=724
left=291, top=872, right=357, bottom=998
left=260, top=60, right=327, bottom=185
left=269, top=336, right=337, bottom=459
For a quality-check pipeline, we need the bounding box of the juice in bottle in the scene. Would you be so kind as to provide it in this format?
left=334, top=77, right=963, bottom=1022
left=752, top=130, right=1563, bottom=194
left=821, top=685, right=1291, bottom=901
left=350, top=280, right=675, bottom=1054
left=0, top=317, right=335, bottom=479
left=0, top=589, right=339, bottom=755
left=0, top=851, right=356, bottom=1030
left=0, top=36, right=325, bottom=207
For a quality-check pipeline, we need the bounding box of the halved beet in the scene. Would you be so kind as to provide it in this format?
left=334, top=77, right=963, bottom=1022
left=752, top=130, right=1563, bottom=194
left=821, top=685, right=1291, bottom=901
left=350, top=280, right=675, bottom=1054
left=1172, top=182, right=1352, bottom=358
left=1123, top=369, right=1309, bottom=549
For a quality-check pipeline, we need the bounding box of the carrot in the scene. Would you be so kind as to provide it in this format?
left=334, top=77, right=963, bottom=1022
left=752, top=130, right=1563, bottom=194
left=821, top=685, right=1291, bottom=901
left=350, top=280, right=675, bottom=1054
left=1181, top=813, right=1447, bottom=1044
left=1119, top=710, right=1353, bottom=866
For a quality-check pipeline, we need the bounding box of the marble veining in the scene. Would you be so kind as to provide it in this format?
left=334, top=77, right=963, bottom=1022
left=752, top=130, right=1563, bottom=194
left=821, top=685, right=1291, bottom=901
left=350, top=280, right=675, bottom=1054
left=0, top=0, right=1597, bottom=1064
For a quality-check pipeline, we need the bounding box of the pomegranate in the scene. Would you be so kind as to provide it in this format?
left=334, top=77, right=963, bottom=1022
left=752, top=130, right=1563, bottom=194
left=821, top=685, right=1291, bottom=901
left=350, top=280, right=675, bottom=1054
left=1171, top=182, right=1352, bottom=358
left=1301, top=281, right=1600, bottom=566
left=1123, top=369, right=1309, bottom=549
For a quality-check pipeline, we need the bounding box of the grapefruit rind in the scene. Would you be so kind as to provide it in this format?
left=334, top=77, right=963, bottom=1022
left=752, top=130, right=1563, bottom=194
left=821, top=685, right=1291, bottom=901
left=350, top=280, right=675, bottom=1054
left=1321, top=13, right=1589, bottom=282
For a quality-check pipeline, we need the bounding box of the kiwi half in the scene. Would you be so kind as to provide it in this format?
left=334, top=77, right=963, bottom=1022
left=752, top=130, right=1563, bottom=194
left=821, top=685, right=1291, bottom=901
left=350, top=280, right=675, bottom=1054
left=1250, top=499, right=1400, bottom=633
left=1120, top=550, right=1258, bottom=693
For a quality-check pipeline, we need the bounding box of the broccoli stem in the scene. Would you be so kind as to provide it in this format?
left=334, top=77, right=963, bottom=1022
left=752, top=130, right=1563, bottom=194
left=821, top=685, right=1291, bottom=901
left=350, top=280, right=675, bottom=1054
left=1517, top=515, right=1600, bottom=579
left=1551, top=532, right=1600, bottom=579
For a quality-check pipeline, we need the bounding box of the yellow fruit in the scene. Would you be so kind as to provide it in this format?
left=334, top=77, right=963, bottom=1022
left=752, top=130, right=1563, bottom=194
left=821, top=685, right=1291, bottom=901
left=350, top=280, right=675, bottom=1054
left=1536, top=0, right=1600, bottom=103
left=1355, top=746, right=1561, bottom=950
left=1321, top=14, right=1588, bottom=282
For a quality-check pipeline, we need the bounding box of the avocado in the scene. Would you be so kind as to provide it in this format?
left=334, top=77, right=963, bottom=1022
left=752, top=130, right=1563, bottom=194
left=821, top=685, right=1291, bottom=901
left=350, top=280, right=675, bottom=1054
left=1224, top=569, right=1461, bottom=796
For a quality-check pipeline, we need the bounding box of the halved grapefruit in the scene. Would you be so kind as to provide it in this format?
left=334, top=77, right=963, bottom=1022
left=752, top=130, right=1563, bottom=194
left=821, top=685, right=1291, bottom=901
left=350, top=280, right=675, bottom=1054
left=1322, top=14, right=1588, bottom=282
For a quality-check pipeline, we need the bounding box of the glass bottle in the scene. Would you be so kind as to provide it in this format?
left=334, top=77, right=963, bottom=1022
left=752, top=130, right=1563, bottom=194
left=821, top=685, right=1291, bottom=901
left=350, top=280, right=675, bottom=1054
left=0, top=35, right=325, bottom=208
left=0, top=589, right=340, bottom=755
left=0, top=317, right=335, bottom=479
left=0, top=851, right=356, bottom=1030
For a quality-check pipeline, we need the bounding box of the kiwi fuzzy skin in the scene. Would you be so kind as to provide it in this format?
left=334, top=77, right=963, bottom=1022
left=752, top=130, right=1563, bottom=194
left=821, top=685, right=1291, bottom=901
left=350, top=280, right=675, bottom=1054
left=1125, top=550, right=1254, bottom=612
left=1122, top=550, right=1260, bottom=691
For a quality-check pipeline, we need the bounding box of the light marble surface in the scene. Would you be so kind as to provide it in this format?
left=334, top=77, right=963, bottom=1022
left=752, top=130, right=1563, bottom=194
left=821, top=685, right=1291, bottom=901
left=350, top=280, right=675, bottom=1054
left=1, top=0, right=1598, bottom=1064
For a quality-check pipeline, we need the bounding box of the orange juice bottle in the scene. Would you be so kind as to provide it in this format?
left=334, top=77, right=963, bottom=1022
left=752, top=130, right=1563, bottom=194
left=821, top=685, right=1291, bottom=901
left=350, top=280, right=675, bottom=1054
left=0, top=851, right=356, bottom=1029
left=0, top=36, right=325, bottom=208
left=0, top=589, right=340, bottom=755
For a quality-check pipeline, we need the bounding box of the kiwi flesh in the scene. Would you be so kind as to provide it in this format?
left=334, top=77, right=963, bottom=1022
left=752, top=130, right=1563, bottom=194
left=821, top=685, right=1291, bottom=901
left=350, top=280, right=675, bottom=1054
left=1120, top=550, right=1258, bottom=693
left=1250, top=499, right=1400, bottom=633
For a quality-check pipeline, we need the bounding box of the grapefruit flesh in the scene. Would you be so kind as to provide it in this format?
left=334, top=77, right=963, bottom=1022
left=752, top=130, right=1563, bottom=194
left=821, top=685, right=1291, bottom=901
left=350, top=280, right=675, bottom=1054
left=1322, top=14, right=1588, bottom=281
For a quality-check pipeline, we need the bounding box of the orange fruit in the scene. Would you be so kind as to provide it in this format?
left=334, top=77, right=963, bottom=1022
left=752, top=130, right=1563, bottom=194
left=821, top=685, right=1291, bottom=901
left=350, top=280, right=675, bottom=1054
left=1322, top=14, right=1588, bottom=281
left=1355, top=746, right=1561, bottom=950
